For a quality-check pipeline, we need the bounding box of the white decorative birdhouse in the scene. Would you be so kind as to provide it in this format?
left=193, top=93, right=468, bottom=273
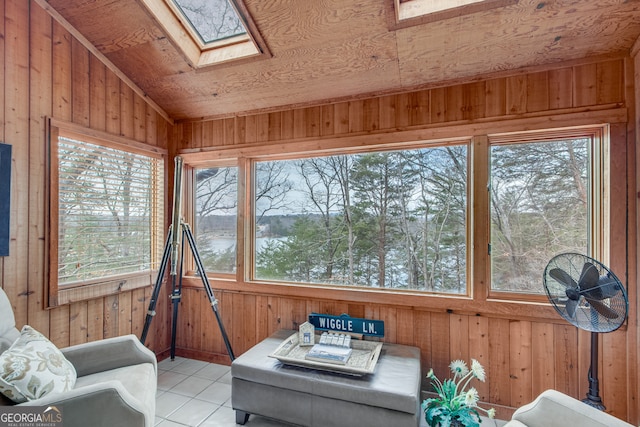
left=298, top=321, right=315, bottom=347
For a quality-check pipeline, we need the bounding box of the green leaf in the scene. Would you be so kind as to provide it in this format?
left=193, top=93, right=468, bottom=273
left=455, top=409, right=481, bottom=427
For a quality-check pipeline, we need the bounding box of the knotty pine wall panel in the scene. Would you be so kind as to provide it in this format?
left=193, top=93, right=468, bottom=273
left=27, top=0, right=52, bottom=338
left=0, top=1, right=173, bottom=355
left=187, top=59, right=625, bottom=149
left=175, top=56, right=637, bottom=422
left=4, top=0, right=30, bottom=333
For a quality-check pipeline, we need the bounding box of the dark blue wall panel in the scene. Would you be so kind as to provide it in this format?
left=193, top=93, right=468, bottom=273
left=0, top=144, right=11, bottom=256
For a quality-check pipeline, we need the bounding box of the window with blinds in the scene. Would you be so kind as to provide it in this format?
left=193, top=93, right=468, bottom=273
left=48, top=121, right=165, bottom=305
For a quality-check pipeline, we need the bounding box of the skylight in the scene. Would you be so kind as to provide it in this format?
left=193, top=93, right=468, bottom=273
left=171, top=0, right=247, bottom=45
left=392, top=0, right=517, bottom=27
left=399, top=0, right=486, bottom=21
left=141, top=0, right=269, bottom=68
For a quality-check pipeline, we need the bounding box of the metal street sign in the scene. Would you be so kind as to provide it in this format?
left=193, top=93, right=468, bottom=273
left=308, top=313, right=384, bottom=337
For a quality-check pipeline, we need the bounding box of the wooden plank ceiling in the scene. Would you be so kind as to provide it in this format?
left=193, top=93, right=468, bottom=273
left=44, top=0, right=640, bottom=121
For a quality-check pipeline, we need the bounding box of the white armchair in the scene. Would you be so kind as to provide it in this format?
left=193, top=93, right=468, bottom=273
left=504, top=389, right=633, bottom=427
left=0, top=287, right=157, bottom=427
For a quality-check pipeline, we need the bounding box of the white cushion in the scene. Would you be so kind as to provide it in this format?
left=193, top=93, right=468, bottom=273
left=0, top=325, right=77, bottom=403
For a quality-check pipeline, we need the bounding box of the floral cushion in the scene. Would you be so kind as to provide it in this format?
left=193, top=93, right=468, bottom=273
left=0, top=325, right=77, bottom=403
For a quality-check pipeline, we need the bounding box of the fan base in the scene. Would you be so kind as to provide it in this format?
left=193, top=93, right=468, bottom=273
left=582, top=395, right=605, bottom=411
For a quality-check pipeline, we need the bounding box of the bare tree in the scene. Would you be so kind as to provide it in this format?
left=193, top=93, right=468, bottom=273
left=255, top=162, right=293, bottom=223
left=196, top=167, right=237, bottom=218
left=326, top=156, right=356, bottom=285
left=297, top=158, right=342, bottom=281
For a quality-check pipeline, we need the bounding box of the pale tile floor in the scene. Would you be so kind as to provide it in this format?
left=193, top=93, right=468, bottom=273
left=155, top=356, right=287, bottom=427
left=155, top=357, right=506, bottom=427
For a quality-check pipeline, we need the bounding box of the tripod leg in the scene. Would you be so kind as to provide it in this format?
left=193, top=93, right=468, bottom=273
left=169, top=274, right=180, bottom=360
left=183, top=223, right=235, bottom=361
left=141, top=229, right=172, bottom=345
left=169, top=230, right=187, bottom=360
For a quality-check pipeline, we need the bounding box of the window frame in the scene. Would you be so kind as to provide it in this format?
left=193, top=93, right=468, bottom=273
left=390, top=0, right=518, bottom=29
left=47, top=119, right=167, bottom=307
left=139, top=0, right=271, bottom=69
left=485, top=125, right=609, bottom=302
left=180, top=112, right=623, bottom=322
left=187, top=160, right=240, bottom=279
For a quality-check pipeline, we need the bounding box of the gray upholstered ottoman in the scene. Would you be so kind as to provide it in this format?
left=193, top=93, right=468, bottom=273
left=231, top=329, right=421, bottom=427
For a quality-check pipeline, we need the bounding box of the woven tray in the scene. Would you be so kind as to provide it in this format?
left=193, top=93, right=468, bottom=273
left=269, top=332, right=382, bottom=376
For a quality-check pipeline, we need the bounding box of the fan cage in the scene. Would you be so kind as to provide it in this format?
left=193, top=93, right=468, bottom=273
left=543, top=252, right=628, bottom=333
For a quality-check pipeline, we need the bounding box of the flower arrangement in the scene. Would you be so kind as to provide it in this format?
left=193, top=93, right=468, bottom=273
left=422, top=359, right=495, bottom=427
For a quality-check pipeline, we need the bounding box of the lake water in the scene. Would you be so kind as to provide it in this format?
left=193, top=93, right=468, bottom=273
left=203, top=237, right=283, bottom=252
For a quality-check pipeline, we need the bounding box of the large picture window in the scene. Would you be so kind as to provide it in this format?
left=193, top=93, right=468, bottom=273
left=49, top=121, right=165, bottom=306
left=253, top=145, right=468, bottom=293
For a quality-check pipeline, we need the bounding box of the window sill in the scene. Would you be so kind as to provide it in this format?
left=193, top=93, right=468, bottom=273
left=49, top=271, right=155, bottom=307
left=181, top=275, right=566, bottom=323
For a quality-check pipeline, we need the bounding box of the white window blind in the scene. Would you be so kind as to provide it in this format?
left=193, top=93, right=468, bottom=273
left=57, top=136, right=164, bottom=285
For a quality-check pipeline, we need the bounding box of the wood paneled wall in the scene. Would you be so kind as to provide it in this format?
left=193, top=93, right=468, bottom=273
left=0, top=1, right=173, bottom=355
left=178, top=60, right=625, bottom=147
left=175, top=57, right=638, bottom=422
